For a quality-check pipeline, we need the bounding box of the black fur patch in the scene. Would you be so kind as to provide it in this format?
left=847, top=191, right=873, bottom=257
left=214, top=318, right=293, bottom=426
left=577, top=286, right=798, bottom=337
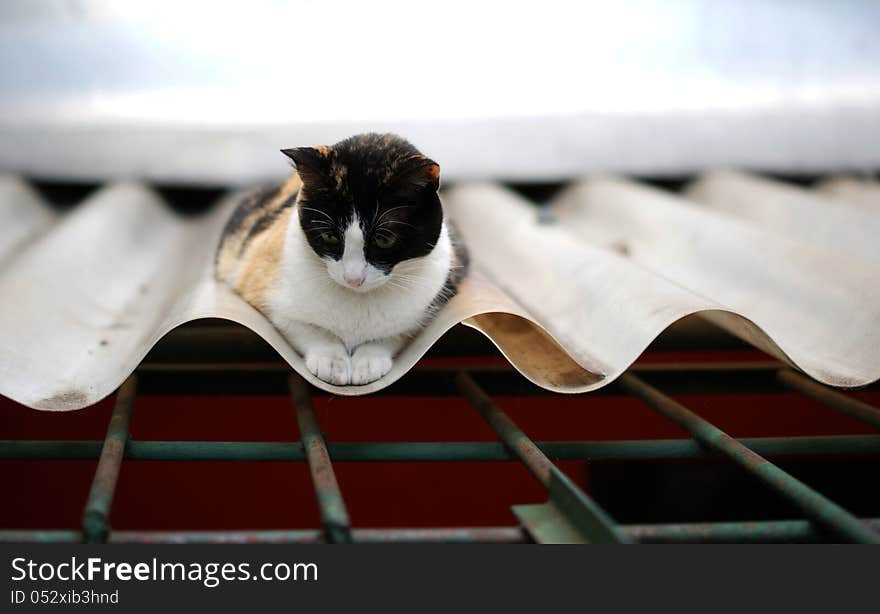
left=283, top=134, right=443, bottom=272
left=237, top=192, right=296, bottom=256
left=429, top=221, right=470, bottom=313
left=220, top=186, right=278, bottom=240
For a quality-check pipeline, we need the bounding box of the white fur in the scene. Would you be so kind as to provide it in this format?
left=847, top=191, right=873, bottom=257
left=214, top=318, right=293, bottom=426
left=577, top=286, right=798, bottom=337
left=325, top=215, right=389, bottom=292
left=264, top=206, right=452, bottom=385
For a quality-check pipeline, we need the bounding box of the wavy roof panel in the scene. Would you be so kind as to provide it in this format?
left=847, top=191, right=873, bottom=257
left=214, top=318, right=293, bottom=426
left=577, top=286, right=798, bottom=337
left=0, top=174, right=877, bottom=410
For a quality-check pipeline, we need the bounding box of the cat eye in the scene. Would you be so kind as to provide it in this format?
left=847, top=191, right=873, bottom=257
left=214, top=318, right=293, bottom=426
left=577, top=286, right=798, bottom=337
left=373, top=234, right=397, bottom=249
left=319, top=232, right=340, bottom=245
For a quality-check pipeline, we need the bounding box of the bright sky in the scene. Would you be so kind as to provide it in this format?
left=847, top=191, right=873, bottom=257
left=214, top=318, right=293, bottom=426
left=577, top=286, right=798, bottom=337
left=2, top=1, right=879, bottom=124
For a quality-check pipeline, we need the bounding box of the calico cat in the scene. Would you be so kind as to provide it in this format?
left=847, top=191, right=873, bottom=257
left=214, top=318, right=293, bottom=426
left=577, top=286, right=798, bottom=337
left=216, top=133, right=468, bottom=385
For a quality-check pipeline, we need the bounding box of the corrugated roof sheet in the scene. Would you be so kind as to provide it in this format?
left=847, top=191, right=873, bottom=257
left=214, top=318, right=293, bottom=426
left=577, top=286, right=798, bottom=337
left=0, top=173, right=878, bottom=410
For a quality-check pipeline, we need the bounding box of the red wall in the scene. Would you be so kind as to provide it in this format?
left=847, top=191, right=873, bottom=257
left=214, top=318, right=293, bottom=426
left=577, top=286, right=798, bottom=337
left=2, top=350, right=877, bottom=532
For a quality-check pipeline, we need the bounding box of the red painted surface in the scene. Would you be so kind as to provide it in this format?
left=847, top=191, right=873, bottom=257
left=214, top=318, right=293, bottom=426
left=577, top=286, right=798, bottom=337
left=1, top=350, right=877, bottom=532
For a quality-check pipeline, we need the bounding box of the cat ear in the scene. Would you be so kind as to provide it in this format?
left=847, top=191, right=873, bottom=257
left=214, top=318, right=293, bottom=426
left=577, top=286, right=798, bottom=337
left=280, top=146, right=331, bottom=185
left=392, top=155, right=441, bottom=192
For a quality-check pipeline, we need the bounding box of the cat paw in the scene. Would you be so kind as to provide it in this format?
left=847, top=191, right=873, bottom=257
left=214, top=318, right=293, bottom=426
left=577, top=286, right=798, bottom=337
left=304, top=345, right=352, bottom=385
left=350, top=344, right=393, bottom=385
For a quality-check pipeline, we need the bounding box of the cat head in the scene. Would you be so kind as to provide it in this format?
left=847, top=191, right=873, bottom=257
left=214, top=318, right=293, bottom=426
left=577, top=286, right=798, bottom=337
left=282, top=133, right=442, bottom=293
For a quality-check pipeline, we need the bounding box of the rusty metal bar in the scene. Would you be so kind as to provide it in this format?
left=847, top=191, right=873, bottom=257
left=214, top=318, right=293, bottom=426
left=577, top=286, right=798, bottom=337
left=0, top=527, right=528, bottom=544
left=113, top=530, right=321, bottom=544
left=0, top=530, right=81, bottom=543
left=777, top=369, right=880, bottom=430
left=112, top=528, right=527, bottom=544
left=455, top=372, right=630, bottom=543
left=353, top=527, right=528, bottom=543
left=618, top=372, right=880, bottom=544
left=289, top=374, right=352, bottom=544
left=11, top=518, right=880, bottom=544
left=625, top=518, right=880, bottom=543
left=2, top=434, right=878, bottom=462
left=81, top=376, right=137, bottom=544
left=454, top=372, right=553, bottom=486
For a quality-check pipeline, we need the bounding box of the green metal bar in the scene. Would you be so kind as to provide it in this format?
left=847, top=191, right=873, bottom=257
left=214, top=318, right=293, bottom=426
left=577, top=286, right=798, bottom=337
left=128, top=441, right=302, bottom=461
left=81, top=376, right=137, bottom=544
left=289, top=375, right=352, bottom=544
left=2, top=435, right=878, bottom=462
left=353, top=527, right=528, bottom=543
left=625, top=518, right=880, bottom=544
left=618, top=373, right=880, bottom=544
left=115, top=527, right=526, bottom=544
left=111, top=530, right=322, bottom=544
left=1, top=441, right=103, bottom=459
left=0, top=528, right=528, bottom=544
left=0, top=530, right=81, bottom=543
left=454, top=373, right=553, bottom=486
left=777, top=369, right=880, bottom=430
left=548, top=466, right=627, bottom=543
left=9, top=518, right=880, bottom=544
left=455, top=372, right=630, bottom=543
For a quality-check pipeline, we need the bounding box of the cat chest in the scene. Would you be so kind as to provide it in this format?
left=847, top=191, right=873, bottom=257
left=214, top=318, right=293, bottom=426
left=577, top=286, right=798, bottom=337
left=271, top=283, right=428, bottom=344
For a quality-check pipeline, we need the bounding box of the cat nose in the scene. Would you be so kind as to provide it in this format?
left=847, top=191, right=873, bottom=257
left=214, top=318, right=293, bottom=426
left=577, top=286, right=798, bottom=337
left=343, top=273, right=365, bottom=287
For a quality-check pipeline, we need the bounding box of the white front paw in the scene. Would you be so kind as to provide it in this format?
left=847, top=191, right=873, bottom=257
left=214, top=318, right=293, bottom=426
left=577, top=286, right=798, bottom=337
left=350, top=344, right=393, bottom=385
left=304, top=344, right=351, bottom=385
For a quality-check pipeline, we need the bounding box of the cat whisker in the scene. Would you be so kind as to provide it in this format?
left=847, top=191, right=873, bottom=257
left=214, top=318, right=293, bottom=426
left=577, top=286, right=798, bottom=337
left=394, top=272, right=425, bottom=279
left=392, top=273, right=431, bottom=282
left=375, top=205, right=415, bottom=226
left=387, top=277, right=418, bottom=288
left=390, top=276, right=434, bottom=291
left=378, top=220, right=416, bottom=229
left=375, top=228, right=399, bottom=239
left=299, top=207, right=334, bottom=222
left=393, top=275, right=430, bottom=284
left=387, top=280, right=417, bottom=293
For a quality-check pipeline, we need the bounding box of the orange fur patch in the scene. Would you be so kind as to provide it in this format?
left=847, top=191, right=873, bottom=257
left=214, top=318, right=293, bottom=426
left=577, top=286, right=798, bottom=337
left=236, top=207, right=292, bottom=312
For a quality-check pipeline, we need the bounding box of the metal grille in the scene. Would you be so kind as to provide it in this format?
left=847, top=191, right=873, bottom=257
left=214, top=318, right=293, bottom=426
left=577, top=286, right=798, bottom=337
left=2, top=324, right=878, bottom=544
